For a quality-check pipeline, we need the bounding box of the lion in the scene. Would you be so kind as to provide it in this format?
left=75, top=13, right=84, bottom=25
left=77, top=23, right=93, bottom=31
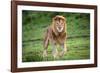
left=43, top=15, right=67, bottom=59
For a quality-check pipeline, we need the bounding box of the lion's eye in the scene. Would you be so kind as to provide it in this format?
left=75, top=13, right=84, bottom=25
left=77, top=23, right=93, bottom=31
left=56, top=24, right=58, bottom=26
left=56, top=23, right=59, bottom=25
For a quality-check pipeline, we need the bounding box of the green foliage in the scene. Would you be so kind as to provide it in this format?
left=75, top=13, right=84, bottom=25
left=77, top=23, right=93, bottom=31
left=22, top=10, right=90, bottom=62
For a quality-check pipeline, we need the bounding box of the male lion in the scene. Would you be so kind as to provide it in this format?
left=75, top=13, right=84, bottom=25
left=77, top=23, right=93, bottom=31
left=43, top=15, right=67, bottom=59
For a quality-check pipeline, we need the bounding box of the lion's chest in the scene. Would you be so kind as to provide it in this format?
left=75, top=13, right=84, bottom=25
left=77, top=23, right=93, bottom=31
left=53, top=33, right=66, bottom=44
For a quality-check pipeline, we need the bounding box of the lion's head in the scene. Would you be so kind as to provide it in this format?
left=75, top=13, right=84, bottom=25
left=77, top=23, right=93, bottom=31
left=52, top=15, right=66, bottom=34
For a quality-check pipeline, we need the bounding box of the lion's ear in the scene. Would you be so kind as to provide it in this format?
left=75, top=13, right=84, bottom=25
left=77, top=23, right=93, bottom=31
left=52, top=16, right=56, bottom=21
left=52, top=17, right=55, bottom=25
left=64, top=18, right=67, bottom=23
left=63, top=16, right=66, bottom=21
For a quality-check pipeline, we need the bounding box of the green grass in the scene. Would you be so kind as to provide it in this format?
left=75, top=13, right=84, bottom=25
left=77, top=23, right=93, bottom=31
left=22, top=11, right=90, bottom=62
left=22, top=37, right=90, bottom=62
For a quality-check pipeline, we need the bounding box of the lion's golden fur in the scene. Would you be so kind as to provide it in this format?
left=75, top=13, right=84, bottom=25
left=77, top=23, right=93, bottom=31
left=43, top=15, right=67, bottom=59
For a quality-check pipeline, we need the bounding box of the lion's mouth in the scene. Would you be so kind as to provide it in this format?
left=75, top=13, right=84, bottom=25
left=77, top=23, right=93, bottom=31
left=57, top=27, right=63, bottom=32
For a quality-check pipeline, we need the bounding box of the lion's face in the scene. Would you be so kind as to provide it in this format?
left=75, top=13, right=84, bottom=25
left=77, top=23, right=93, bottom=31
left=53, top=15, right=66, bottom=33
left=55, top=19, right=65, bottom=32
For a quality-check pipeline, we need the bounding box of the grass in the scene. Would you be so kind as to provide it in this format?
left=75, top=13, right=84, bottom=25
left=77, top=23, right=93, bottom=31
left=22, top=11, right=90, bottom=62
left=22, top=37, right=90, bottom=62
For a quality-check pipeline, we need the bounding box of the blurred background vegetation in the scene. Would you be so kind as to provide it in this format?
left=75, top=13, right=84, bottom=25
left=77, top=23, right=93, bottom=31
left=22, top=10, right=90, bottom=62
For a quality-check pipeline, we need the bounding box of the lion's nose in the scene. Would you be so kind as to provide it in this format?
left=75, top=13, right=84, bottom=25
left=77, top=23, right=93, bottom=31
left=58, top=27, right=61, bottom=29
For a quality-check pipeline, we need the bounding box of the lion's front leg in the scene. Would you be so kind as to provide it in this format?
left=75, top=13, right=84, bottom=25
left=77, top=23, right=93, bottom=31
left=60, top=42, right=67, bottom=57
left=52, top=43, right=58, bottom=59
left=43, top=49, right=48, bottom=58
